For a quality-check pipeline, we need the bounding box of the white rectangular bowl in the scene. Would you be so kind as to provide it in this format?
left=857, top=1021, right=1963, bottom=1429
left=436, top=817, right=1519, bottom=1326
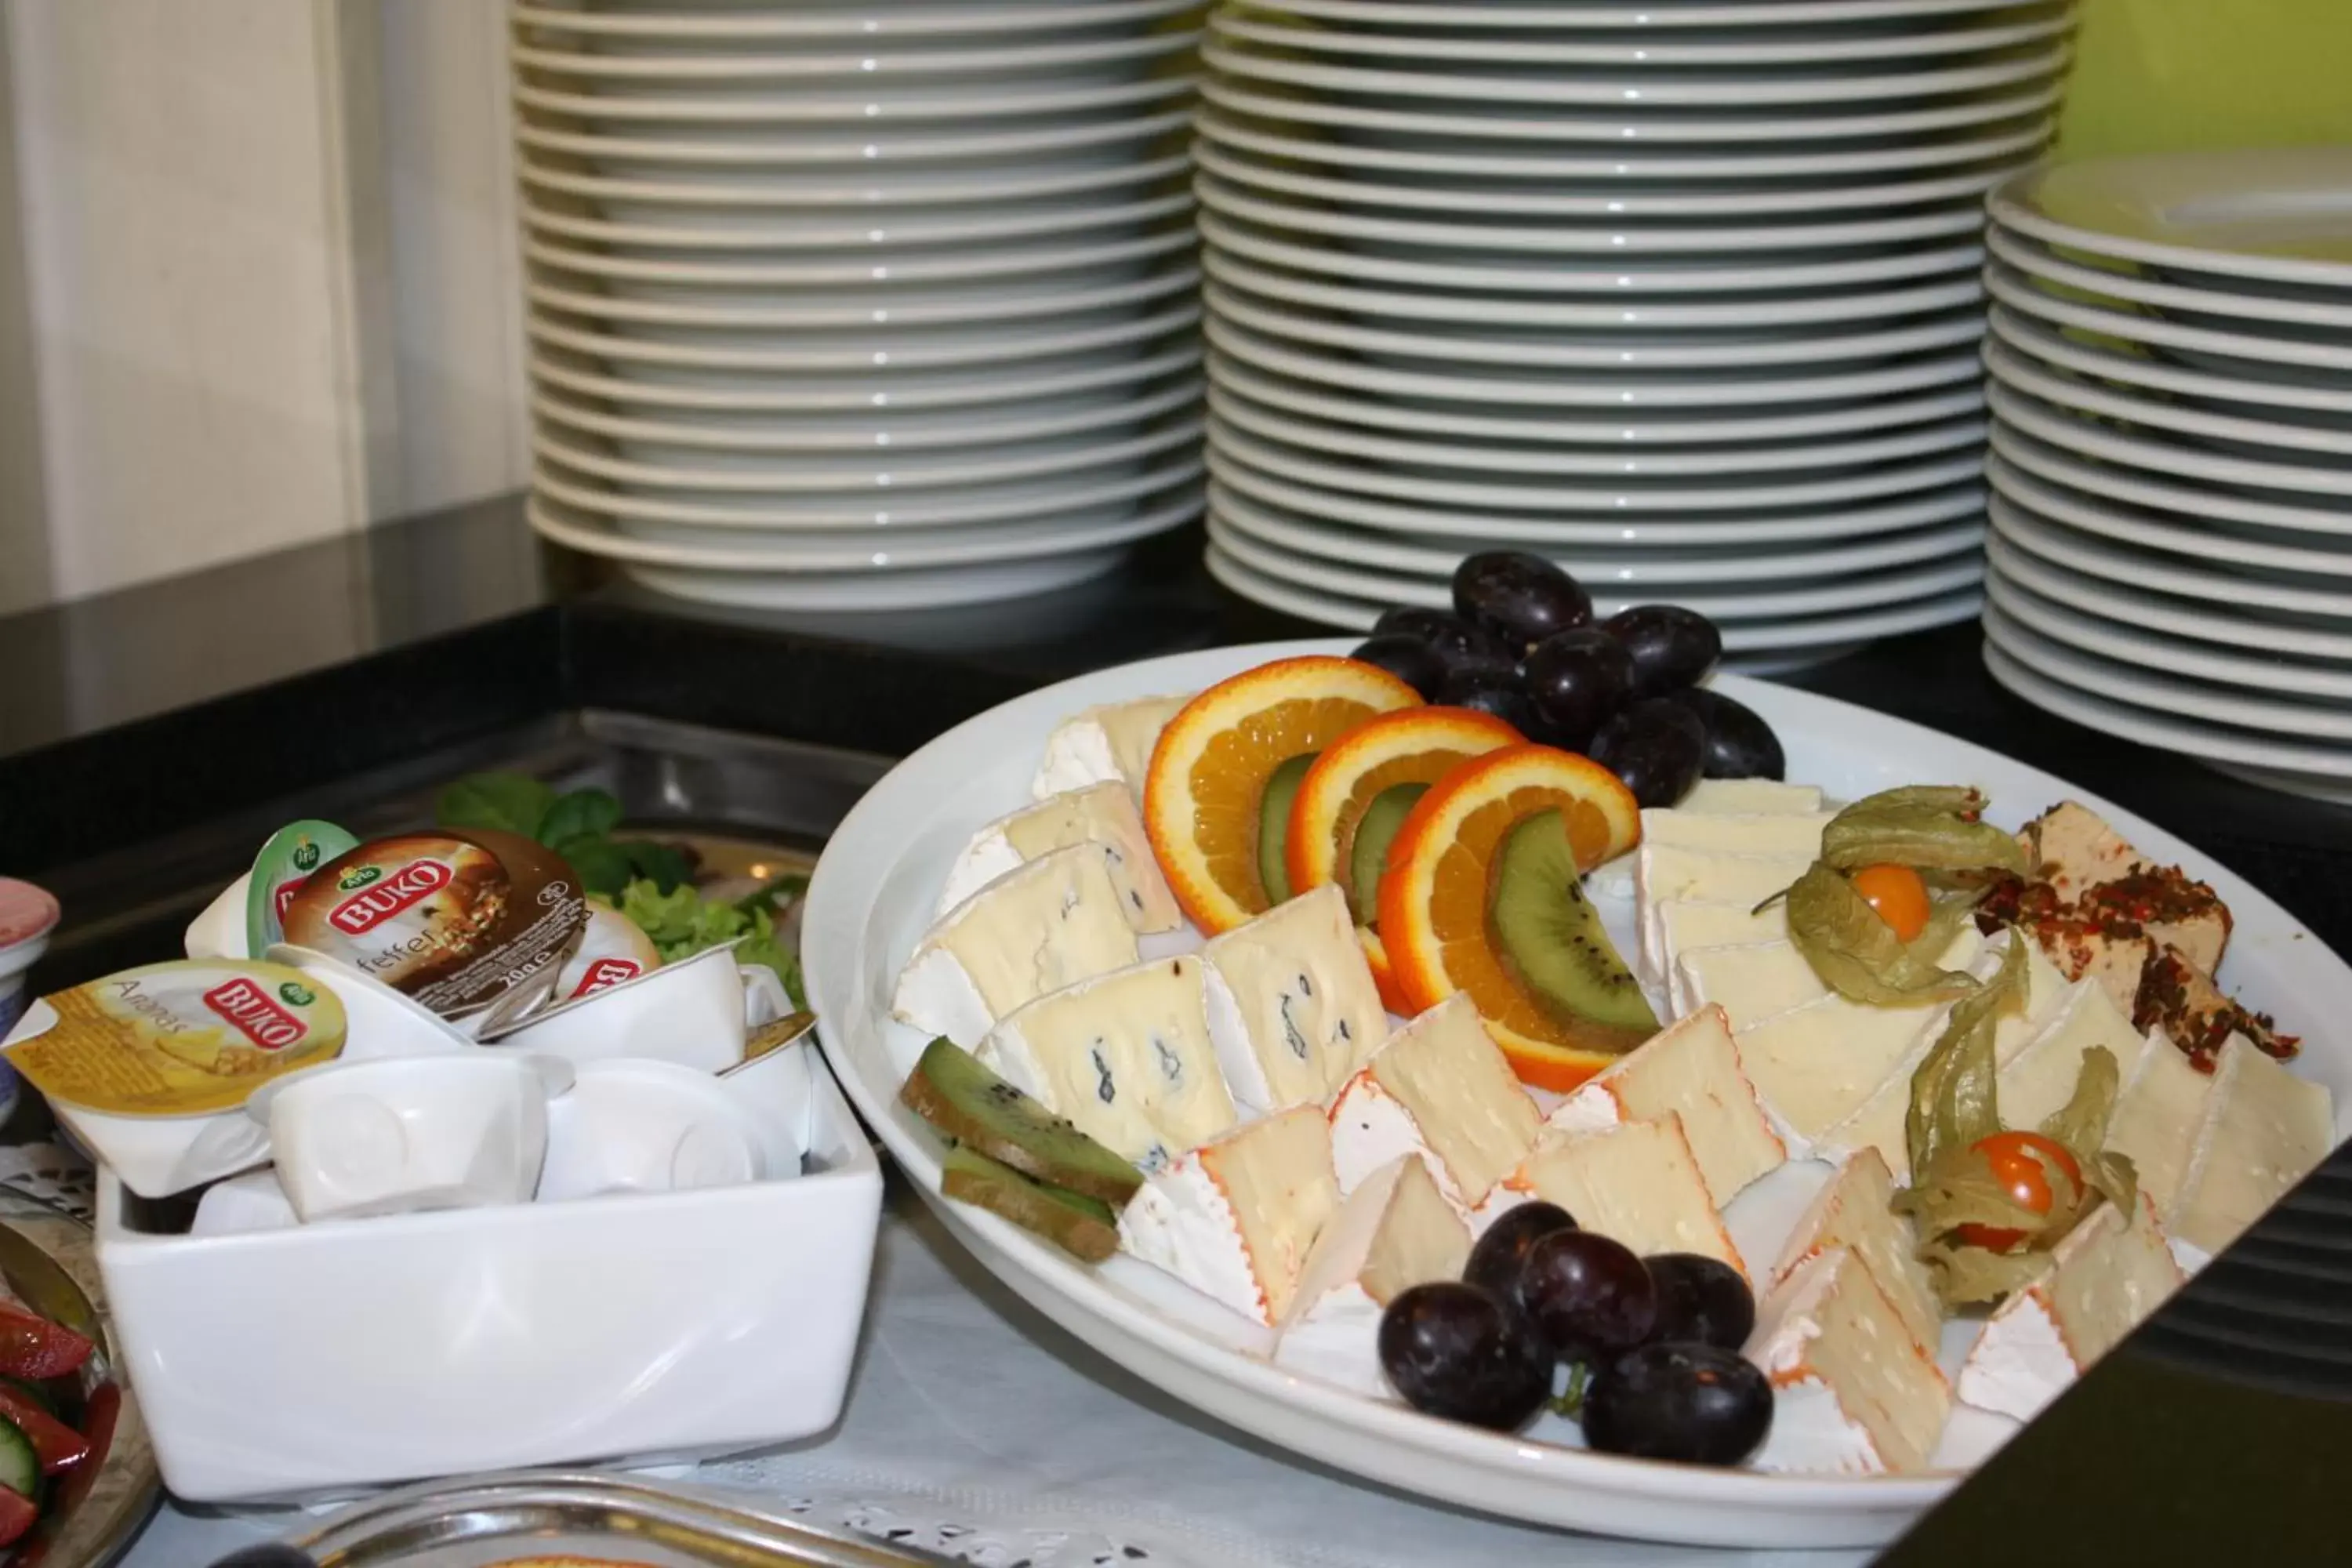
left=95, top=1055, right=881, bottom=1504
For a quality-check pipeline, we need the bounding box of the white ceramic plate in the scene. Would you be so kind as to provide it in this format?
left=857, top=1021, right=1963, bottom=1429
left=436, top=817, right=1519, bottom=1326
left=524, top=262, right=1194, bottom=330
left=522, top=183, right=1192, bottom=252
left=1989, top=146, right=2352, bottom=289
left=1985, top=342, right=2352, bottom=458
left=1984, top=305, right=2352, bottom=419
left=1983, top=261, right=2352, bottom=373
left=1197, top=205, right=1987, bottom=296
left=1246, top=0, right=2054, bottom=30
left=1210, top=479, right=1985, bottom=584
left=1990, top=383, right=2352, bottom=499
left=1989, top=423, right=2352, bottom=539
left=615, top=550, right=1127, bottom=612
left=511, top=28, right=1191, bottom=81
left=1987, top=456, right=2352, bottom=580
left=514, top=103, right=1192, bottom=170
left=1206, top=379, right=1988, bottom=478
left=526, top=296, right=1200, bottom=372
left=517, top=147, right=1189, bottom=210
left=803, top=636, right=2347, bottom=1544
left=1988, top=483, right=2352, bottom=617
left=1986, top=223, right=2352, bottom=331
left=521, top=221, right=1193, bottom=285
left=511, top=71, right=1193, bottom=126
left=1209, top=445, right=1987, bottom=546
left=511, top=0, right=1197, bottom=41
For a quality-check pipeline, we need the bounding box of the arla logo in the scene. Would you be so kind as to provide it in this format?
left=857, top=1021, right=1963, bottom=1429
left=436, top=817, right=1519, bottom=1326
left=568, top=957, right=641, bottom=1000
left=202, top=977, right=307, bottom=1051
left=328, top=858, right=452, bottom=935
left=292, top=840, right=321, bottom=872
left=337, top=865, right=383, bottom=892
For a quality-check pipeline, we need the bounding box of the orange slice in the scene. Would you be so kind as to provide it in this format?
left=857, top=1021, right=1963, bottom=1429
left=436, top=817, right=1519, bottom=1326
left=1144, top=655, right=1423, bottom=935
left=1285, top=706, right=1523, bottom=1011
left=1379, top=745, right=1644, bottom=1091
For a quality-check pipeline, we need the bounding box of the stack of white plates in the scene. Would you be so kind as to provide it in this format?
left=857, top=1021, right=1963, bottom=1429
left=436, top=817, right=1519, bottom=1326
left=1189, top=0, right=2072, bottom=662
left=510, top=0, right=1207, bottom=611
left=1979, top=146, right=2352, bottom=801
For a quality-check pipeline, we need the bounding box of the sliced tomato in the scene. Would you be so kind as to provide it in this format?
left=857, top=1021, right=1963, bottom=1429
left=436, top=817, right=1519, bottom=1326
left=0, top=1306, right=92, bottom=1382
left=0, top=1387, right=87, bottom=1475
left=0, top=1482, right=34, bottom=1548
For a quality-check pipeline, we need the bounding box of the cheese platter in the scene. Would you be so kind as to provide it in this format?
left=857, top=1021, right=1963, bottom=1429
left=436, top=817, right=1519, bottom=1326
left=801, top=635, right=2352, bottom=1548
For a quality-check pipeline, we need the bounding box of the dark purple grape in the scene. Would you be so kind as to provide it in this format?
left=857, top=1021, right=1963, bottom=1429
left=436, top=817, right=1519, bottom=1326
left=1377, top=1283, right=1553, bottom=1431
left=1350, top=633, right=1449, bottom=701
left=1372, top=606, right=1516, bottom=673
left=1518, top=629, right=1635, bottom=751
left=1463, top=1201, right=1578, bottom=1302
left=1584, top=1342, right=1773, bottom=1467
left=1453, top=552, right=1593, bottom=649
left=1602, top=604, right=1723, bottom=698
left=1588, top=699, right=1707, bottom=808
left=1512, top=1230, right=1657, bottom=1362
left=1436, top=662, right=1539, bottom=736
left=1663, top=687, right=1786, bottom=782
left=1644, top=1254, right=1755, bottom=1352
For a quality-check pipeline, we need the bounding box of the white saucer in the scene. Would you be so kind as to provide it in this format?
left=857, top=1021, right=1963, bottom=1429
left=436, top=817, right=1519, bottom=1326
left=524, top=261, right=1195, bottom=330
left=526, top=296, right=1200, bottom=371
left=514, top=70, right=1194, bottom=126
left=1984, top=260, right=2352, bottom=372
left=512, top=27, right=1191, bottom=82
left=1985, top=342, right=2352, bottom=458
left=1244, top=0, right=2065, bottom=30
left=1991, top=382, right=2352, bottom=499
left=511, top=0, right=1198, bottom=42
left=521, top=221, right=1192, bottom=285
left=522, top=183, right=1192, bottom=252
left=1987, top=223, right=2352, bottom=331
left=1984, top=306, right=2352, bottom=420
left=1987, top=483, right=2352, bottom=616
left=1987, top=456, right=2352, bottom=579
left=513, top=104, right=1192, bottom=171
left=619, top=550, right=1128, bottom=613
left=517, top=147, right=1190, bottom=211
left=1989, top=423, right=2352, bottom=538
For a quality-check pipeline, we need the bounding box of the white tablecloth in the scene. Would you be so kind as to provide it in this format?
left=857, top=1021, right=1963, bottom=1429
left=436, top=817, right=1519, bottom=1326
left=122, top=1189, right=1867, bottom=1568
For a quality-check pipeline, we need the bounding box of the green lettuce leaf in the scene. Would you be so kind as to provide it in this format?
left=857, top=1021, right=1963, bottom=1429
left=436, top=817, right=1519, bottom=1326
left=436, top=773, right=555, bottom=839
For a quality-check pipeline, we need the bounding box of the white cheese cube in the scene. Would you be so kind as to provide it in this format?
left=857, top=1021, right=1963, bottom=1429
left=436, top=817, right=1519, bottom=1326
left=2169, top=1034, right=2336, bottom=1254
left=1649, top=898, right=1788, bottom=990
left=1032, top=693, right=1190, bottom=802
left=1118, top=1103, right=1338, bottom=1327
left=1745, top=1247, right=1951, bottom=1475
left=1275, top=1155, right=1470, bottom=1398
left=1546, top=1004, right=1785, bottom=1208
left=1327, top=993, right=1541, bottom=1209
left=1994, top=979, right=2151, bottom=1134
left=2103, top=1026, right=2215, bottom=1217
left=1770, top=1149, right=1940, bottom=1359
left=1679, top=779, right=1824, bottom=815
left=891, top=844, right=1140, bottom=1047
left=1957, top=1191, right=2184, bottom=1423
left=1203, top=884, right=1388, bottom=1115
left=1674, top=940, right=1828, bottom=1029
left=938, top=782, right=1181, bottom=934
left=1504, top=1114, right=1746, bottom=1277
left=1639, top=809, right=1834, bottom=857
left=977, top=955, right=1237, bottom=1171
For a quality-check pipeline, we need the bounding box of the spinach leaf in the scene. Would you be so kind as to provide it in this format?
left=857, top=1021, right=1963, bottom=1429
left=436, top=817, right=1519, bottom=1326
left=436, top=773, right=555, bottom=839
left=536, top=787, right=622, bottom=849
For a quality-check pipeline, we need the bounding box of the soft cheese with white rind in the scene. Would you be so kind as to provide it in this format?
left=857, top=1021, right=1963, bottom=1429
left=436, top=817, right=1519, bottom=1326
left=938, top=782, right=1181, bottom=933
left=1635, top=845, right=1816, bottom=975
left=1275, top=1155, right=1469, bottom=1398
left=1991, top=979, right=2150, bottom=1135
left=976, top=954, right=1236, bottom=1171
left=1769, top=1149, right=1940, bottom=1358
left=1674, top=941, right=1828, bottom=1029
left=1118, top=1103, right=1338, bottom=1327
left=1545, top=1004, right=1785, bottom=1208
left=1203, top=884, right=1388, bottom=1115
left=2103, top=1026, right=2216, bottom=1217
left=1327, top=993, right=1541, bottom=1209
left=1680, top=779, right=1825, bottom=815
left=1956, top=1192, right=2184, bottom=1422
left=1639, top=809, right=1834, bottom=857
left=1650, top=898, right=1788, bottom=993
left=892, top=844, right=1141, bottom=1047
left=1504, top=1114, right=1746, bottom=1276
left=1745, top=1247, right=1952, bottom=1476
left=2169, top=1034, right=2336, bottom=1254
left=1032, top=693, right=1189, bottom=802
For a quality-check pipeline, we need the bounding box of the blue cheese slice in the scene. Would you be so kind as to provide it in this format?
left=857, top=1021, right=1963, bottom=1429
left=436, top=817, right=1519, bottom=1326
left=1327, top=993, right=1541, bottom=1208
left=2169, top=1034, right=2336, bottom=1254
left=1118, top=1102, right=1338, bottom=1326
left=1546, top=1004, right=1786, bottom=1208
left=976, top=955, right=1236, bottom=1171
left=1276, top=1154, right=1470, bottom=1398
left=1203, top=884, right=1388, bottom=1116
left=937, top=782, right=1181, bottom=934
left=1674, top=940, right=1828, bottom=1028
left=1032, top=693, right=1190, bottom=802
left=1680, top=779, right=1824, bottom=815
left=2103, top=1026, right=2216, bottom=1218
left=891, top=844, right=1140, bottom=1047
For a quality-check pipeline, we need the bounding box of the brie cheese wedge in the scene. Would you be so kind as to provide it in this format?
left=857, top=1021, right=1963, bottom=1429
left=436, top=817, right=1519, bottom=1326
left=1991, top=979, right=2150, bottom=1134
left=1745, top=1247, right=1951, bottom=1475
left=1327, top=993, right=1541, bottom=1208
left=1680, top=779, right=1824, bottom=815
left=2169, top=1033, right=2336, bottom=1254
left=1769, top=1149, right=1940, bottom=1359
left=1638, top=808, right=1834, bottom=858
left=1118, top=1103, right=1338, bottom=1327
left=1546, top=1004, right=1785, bottom=1208
left=1956, top=1191, right=2184, bottom=1423
left=1203, top=884, right=1389, bottom=1115
left=938, top=782, right=1181, bottom=933
left=2103, top=1026, right=2216, bottom=1218
left=1032, top=693, right=1190, bottom=802
left=976, top=955, right=1237, bottom=1171
left=892, top=844, right=1141, bottom=1047
left=1503, top=1114, right=1745, bottom=1276
left=1673, top=940, right=1828, bottom=1029
left=1275, top=1154, right=1470, bottom=1398
left=1635, top=845, right=1816, bottom=975
left=1649, top=898, right=1788, bottom=992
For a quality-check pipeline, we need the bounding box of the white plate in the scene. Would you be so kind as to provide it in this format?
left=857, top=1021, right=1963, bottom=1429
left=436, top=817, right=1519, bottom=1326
left=1987, top=455, right=2352, bottom=581
left=514, top=103, right=1193, bottom=170
left=1196, top=68, right=2066, bottom=145
left=1196, top=169, right=1990, bottom=254
left=1207, top=344, right=1986, bottom=446
left=521, top=221, right=1192, bottom=285
left=517, top=147, right=1189, bottom=210
left=1989, top=423, right=2352, bottom=539
left=1988, top=482, right=2352, bottom=617
left=511, top=71, right=1193, bottom=126
left=803, top=633, right=2347, bottom=1544
left=1207, top=378, right=1988, bottom=478
left=1192, top=120, right=2033, bottom=218
left=1985, top=341, right=2352, bottom=459
left=1984, top=305, right=2352, bottom=419
left=1990, top=146, right=2352, bottom=289
left=1986, top=223, right=2352, bottom=332
left=524, top=184, right=1192, bottom=252
left=1203, top=31, right=2069, bottom=108
left=1207, top=310, right=1983, bottom=408
left=1211, top=478, right=1985, bottom=583
left=524, top=261, right=1194, bottom=329
left=1198, top=205, right=1986, bottom=296
left=1212, top=412, right=1987, bottom=511
left=1242, top=0, right=2055, bottom=29
left=1985, top=553, right=2352, bottom=701
left=1983, top=261, right=2352, bottom=373
left=511, top=0, right=1197, bottom=41
left=511, top=28, right=1191, bottom=81
left=1990, top=383, right=2352, bottom=500
left=616, top=550, right=1127, bottom=612
left=1208, top=509, right=1984, bottom=619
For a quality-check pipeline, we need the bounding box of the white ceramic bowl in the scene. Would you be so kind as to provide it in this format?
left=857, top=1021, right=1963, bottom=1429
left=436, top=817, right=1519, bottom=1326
left=539, top=1058, right=797, bottom=1203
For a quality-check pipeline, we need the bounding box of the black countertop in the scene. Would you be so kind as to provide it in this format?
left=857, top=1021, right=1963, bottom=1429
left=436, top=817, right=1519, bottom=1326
left=4, top=496, right=2349, bottom=1563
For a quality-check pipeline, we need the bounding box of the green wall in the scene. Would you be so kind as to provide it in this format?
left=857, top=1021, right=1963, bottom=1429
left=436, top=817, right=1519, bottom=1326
left=2055, top=0, right=2352, bottom=158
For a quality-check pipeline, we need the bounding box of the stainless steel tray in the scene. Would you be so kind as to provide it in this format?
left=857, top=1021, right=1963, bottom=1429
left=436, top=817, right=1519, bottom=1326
left=287, top=1472, right=960, bottom=1568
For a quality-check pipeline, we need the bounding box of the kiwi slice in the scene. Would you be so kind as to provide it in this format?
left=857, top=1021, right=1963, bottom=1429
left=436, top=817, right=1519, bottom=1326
left=1347, top=782, right=1428, bottom=925
left=900, top=1037, right=1142, bottom=1205
left=1489, top=808, right=1660, bottom=1050
left=941, top=1145, right=1121, bottom=1263
left=1257, top=753, right=1317, bottom=906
